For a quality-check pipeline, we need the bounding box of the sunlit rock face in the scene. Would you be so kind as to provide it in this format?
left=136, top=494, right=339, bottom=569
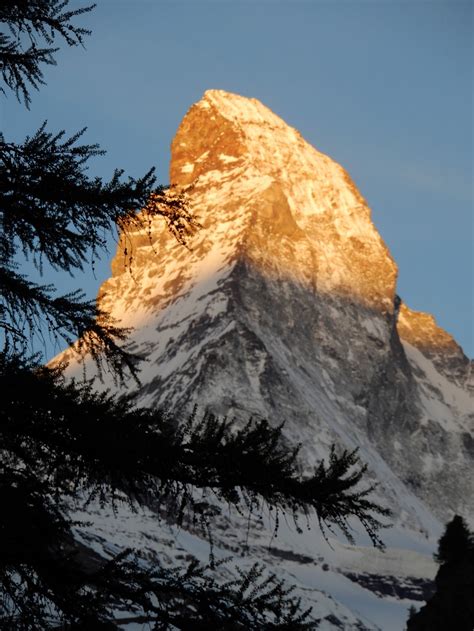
left=61, top=90, right=473, bottom=527
left=170, top=90, right=398, bottom=313
left=397, top=302, right=473, bottom=390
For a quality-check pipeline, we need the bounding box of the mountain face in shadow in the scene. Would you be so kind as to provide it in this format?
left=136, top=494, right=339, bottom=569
left=55, top=90, right=473, bottom=628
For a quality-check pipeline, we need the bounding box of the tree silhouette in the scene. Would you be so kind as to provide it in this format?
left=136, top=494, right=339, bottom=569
left=407, top=515, right=474, bottom=631
left=1, top=2, right=391, bottom=628
left=435, top=514, right=473, bottom=564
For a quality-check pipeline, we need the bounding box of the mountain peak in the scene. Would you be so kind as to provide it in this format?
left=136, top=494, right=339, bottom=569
left=170, top=89, right=300, bottom=187
left=170, top=89, right=322, bottom=187
left=170, top=90, right=397, bottom=313
left=56, top=90, right=473, bottom=529
left=201, top=89, right=287, bottom=125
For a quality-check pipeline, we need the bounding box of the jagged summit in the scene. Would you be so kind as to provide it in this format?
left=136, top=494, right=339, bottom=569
left=201, top=89, right=291, bottom=126
left=168, top=89, right=397, bottom=314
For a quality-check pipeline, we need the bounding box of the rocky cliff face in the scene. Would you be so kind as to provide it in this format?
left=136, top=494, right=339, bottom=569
left=398, top=302, right=472, bottom=389
left=57, top=90, right=473, bottom=628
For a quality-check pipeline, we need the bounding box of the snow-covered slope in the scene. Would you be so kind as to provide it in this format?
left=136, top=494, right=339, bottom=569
left=55, top=90, right=473, bottom=628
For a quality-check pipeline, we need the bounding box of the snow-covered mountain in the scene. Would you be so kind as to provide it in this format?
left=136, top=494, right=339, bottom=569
left=56, top=90, right=473, bottom=629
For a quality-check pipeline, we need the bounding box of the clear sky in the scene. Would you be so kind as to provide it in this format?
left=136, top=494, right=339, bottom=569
left=2, top=0, right=472, bottom=357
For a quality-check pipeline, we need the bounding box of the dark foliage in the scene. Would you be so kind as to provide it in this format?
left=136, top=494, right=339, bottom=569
left=0, top=123, right=197, bottom=376
left=0, top=123, right=195, bottom=274
left=1, top=3, right=196, bottom=372
left=406, top=515, right=474, bottom=631
left=1, top=2, right=391, bottom=628
left=0, top=0, right=95, bottom=107
left=434, top=514, right=473, bottom=565
left=1, top=353, right=390, bottom=544
left=2, top=537, right=314, bottom=630
left=0, top=353, right=390, bottom=628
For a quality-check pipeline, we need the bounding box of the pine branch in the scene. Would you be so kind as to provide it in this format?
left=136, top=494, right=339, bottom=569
left=0, top=355, right=391, bottom=549
left=0, top=124, right=198, bottom=372
left=0, top=1, right=96, bottom=107
left=0, top=125, right=158, bottom=272
left=0, top=267, right=142, bottom=380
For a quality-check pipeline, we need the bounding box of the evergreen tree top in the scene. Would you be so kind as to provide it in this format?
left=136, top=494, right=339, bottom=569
left=435, top=514, right=474, bottom=565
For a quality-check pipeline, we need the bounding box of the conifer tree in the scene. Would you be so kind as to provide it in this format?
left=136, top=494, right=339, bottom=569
left=435, top=514, right=473, bottom=564
left=407, top=515, right=474, bottom=631
left=1, top=3, right=391, bottom=628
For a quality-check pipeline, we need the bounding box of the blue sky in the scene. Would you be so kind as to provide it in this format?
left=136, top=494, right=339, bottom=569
left=2, top=0, right=472, bottom=356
